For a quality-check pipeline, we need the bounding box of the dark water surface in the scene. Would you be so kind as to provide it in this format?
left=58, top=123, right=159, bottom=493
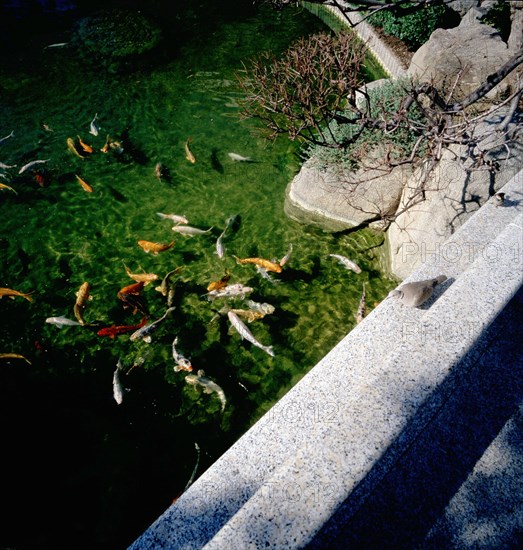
left=0, top=1, right=396, bottom=547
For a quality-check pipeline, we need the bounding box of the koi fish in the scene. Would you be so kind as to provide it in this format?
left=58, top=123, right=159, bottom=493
left=0, top=353, right=32, bottom=365
left=227, top=308, right=265, bottom=323
left=171, top=224, right=212, bottom=236
left=129, top=307, right=175, bottom=343
left=172, top=336, right=193, bottom=372
left=123, top=263, right=159, bottom=285
left=73, top=281, right=91, bottom=325
left=154, top=162, right=164, bottom=181
left=113, top=359, right=126, bottom=404
left=227, top=311, right=274, bottom=357
left=77, top=135, right=93, bottom=153
left=155, top=267, right=184, bottom=297
left=207, top=270, right=231, bottom=292
left=45, top=316, right=82, bottom=328
left=75, top=174, right=93, bottom=192
left=156, top=212, right=189, bottom=224
left=0, top=287, right=33, bottom=302
left=97, top=317, right=147, bottom=339
left=279, top=244, right=293, bottom=267
left=100, top=134, right=110, bottom=153
left=117, top=280, right=145, bottom=297
left=206, top=283, right=253, bottom=301
left=329, top=254, right=362, bottom=274
left=185, top=369, right=226, bottom=412
left=137, top=240, right=175, bottom=255
left=44, top=42, right=68, bottom=49
left=228, top=152, right=253, bottom=162
left=66, top=137, right=85, bottom=159
left=215, top=216, right=235, bottom=259
left=0, top=183, right=17, bottom=194
left=18, top=159, right=49, bottom=174
left=0, top=160, right=16, bottom=169
left=233, top=255, right=282, bottom=274
left=356, top=283, right=366, bottom=324
left=245, top=300, right=275, bottom=316
left=184, top=137, right=196, bottom=164
left=89, top=113, right=99, bottom=136
left=0, top=130, right=14, bottom=144
left=34, top=172, right=46, bottom=187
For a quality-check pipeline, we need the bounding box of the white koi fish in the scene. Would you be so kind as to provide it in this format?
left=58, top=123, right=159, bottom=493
left=245, top=300, right=275, bottom=315
left=18, top=159, right=50, bottom=174
left=227, top=311, right=274, bottom=357
left=45, top=316, right=82, bottom=328
left=279, top=244, right=293, bottom=267
left=156, top=212, right=189, bottom=224
left=228, top=152, right=253, bottom=162
left=329, top=254, right=362, bottom=274
left=172, top=336, right=193, bottom=372
left=44, top=42, right=68, bottom=49
left=0, top=130, right=14, bottom=145
left=185, top=369, right=226, bottom=412
left=215, top=216, right=235, bottom=259
left=129, top=307, right=175, bottom=343
left=89, top=113, right=100, bottom=136
left=171, top=224, right=212, bottom=236
left=113, top=359, right=126, bottom=404
left=0, top=160, right=16, bottom=169
left=206, top=283, right=253, bottom=301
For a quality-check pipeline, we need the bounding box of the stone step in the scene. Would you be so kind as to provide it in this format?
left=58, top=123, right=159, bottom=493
left=197, top=215, right=523, bottom=549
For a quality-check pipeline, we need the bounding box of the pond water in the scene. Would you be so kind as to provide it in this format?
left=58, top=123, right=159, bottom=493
left=0, top=1, right=396, bottom=547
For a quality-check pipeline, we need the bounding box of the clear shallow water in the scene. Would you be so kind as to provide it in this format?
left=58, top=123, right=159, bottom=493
left=0, top=2, right=396, bottom=547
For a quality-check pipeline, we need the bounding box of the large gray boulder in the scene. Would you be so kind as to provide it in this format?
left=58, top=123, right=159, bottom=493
left=408, top=14, right=512, bottom=102
left=386, top=113, right=523, bottom=279
left=284, top=155, right=412, bottom=232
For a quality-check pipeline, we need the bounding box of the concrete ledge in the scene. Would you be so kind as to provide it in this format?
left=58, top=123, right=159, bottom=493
left=129, top=172, right=523, bottom=549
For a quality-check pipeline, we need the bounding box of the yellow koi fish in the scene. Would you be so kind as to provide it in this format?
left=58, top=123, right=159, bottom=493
left=67, top=137, right=86, bottom=159
left=137, top=240, right=176, bottom=255
left=73, top=281, right=92, bottom=325
left=75, top=174, right=93, bottom=193
left=184, top=137, right=196, bottom=164
left=0, top=287, right=33, bottom=302
left=0, top=183, right=17, bottom=194
left=206, top=270, right=231, bottom=292
left=233, top=256, right=283, bottom=273
left=0, top=353, right=32, bottom=365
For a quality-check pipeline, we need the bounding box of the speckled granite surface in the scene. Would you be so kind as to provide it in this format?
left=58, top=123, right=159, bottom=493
left=128, top=173, right=522, bottom=550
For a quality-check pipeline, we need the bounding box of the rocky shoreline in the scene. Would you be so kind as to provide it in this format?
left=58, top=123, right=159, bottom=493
left=286, top=1, right=523, bottom=279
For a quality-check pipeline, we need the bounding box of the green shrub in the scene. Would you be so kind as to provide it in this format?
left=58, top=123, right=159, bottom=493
left=368, top=1, right=446, bottom=49
left=303, top=78, right=426, bottom=172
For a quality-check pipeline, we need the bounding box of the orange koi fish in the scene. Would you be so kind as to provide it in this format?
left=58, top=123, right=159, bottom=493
left=137, top=240, right=175, bottom=255
left=67, top=137, right=86, bottom=159
left=97, top=317, right=147, bottom=339
left=100, top=134, right=111, bottom=153
left=184, top=137, right=196, bottom=164
left=73, top=281, right=91, bottom=325
left=75, top=174, right=93, bottom=193
left=77, top=135, right=93, bottom=153
left=0, top=183, right=17, bottom=194
left=233, top=256, right=283, bottom=273
left=117, top=280, right=145, bottom=297
left=123, top=264, right=159, bottom=285
left=0, top=287, right=34, bottom=302
left=206, top=270, right=231, bottom=292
